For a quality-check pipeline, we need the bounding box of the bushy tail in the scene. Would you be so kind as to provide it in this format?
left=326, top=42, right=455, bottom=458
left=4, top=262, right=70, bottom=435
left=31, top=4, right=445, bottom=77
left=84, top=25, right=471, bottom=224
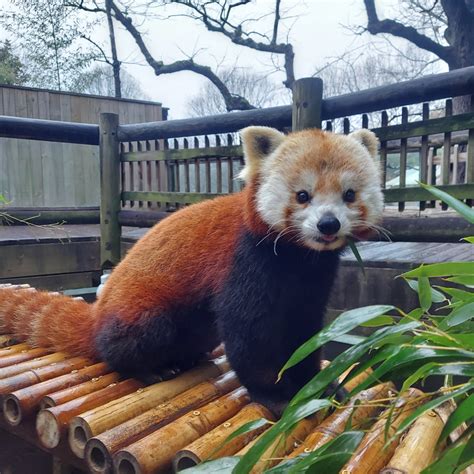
left=0, top=285, right=97, bottom=358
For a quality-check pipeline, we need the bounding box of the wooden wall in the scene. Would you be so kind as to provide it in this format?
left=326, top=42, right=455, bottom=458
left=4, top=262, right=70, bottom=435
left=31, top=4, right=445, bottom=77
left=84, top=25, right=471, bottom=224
left=0, top=85, right=163, bottom=207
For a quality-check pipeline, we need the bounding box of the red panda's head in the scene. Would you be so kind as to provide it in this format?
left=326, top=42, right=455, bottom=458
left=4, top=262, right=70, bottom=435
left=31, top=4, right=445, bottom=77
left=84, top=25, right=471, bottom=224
left=239, top=126, right=384, bottom=251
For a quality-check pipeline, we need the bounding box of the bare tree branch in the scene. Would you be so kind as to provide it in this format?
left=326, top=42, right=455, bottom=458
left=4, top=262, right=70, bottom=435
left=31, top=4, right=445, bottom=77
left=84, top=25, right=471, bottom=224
left=170, top=0, right=295, bottom=88
left=362, top=0, right=453, bottom=63
left=109, top=0, right=254, bottom=110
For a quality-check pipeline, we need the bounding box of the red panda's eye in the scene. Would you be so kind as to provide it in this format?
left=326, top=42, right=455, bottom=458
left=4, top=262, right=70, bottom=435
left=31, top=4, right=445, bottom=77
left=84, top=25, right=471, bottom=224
left=296, top=190, right=310, bottom=204
left=343, top=189, right=356, bottom=203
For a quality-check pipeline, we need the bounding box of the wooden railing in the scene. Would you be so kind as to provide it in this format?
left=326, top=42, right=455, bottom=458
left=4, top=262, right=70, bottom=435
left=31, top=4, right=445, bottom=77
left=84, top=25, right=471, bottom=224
left=1, top=68, right=474, bottom=266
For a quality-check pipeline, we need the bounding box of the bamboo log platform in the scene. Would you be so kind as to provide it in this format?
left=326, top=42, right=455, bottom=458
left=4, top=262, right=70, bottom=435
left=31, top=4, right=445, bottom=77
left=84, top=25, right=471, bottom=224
left=0, top=295, right=468, bottom=474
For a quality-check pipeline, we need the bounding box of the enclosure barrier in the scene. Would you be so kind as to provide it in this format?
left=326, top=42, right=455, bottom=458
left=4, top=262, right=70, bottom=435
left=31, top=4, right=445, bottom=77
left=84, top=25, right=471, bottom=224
left=0, top=285, right=464, bottom=473
left=1, top=67, right=474, bottom=265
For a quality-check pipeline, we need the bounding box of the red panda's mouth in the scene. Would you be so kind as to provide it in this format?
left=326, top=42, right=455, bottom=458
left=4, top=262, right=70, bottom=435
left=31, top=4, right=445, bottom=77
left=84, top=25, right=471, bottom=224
left=314, top=235, right=339, bottom=244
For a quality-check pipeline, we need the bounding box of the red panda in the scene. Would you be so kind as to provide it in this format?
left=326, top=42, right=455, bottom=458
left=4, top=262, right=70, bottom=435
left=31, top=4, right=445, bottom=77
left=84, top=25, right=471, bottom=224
left=0, top=126, right=383, bottom=415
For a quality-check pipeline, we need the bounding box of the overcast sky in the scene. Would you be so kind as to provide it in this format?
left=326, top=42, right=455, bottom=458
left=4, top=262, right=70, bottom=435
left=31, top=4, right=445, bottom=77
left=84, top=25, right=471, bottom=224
left=1, top=0, right=424, bottom=119
left=114, top=0, right=391, bottom=118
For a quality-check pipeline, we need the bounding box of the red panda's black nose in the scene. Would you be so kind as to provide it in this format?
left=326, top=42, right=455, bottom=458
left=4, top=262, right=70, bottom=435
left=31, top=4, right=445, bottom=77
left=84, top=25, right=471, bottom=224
left=317, top=214, right=341, bottom=235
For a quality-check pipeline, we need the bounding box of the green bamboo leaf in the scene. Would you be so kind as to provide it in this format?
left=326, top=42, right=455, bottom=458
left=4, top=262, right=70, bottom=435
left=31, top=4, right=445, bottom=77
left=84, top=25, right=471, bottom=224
left=359, top=315, right=394, bottom=327
left=407, top=279, right=446, bottom=304
left=439, top=394, right=474, bottom=443
left=233, top=399, right=332, bottom=474
left=266, top=431, right=364, bottom=474
left=462, top=237, right=474, bottom=244
left=278, top=305, right=395, bottom=379
left=291, top=322, right=421, bottom=405
left=441, top=301, right=474, bottom=329
left=181, top=456, right=239, bottom=473
left=419, top=276, right=433, bottom=311
left=347, top=239, right=366, bottom=276
left=354, top=346, right=474, bottom=395
left=402, top=362, right=474, bottom=392
left=457, top=431, right=474, bottom=472
left=401, top=262, right=474, bottom=279
left=422, top=443, right=465, bottom=474
left=332, top=334, right=365, bottom=345
left=436, top=286, right=474, bottom=303
left=420, top=183, right=474, bottom=224
left=393, top=382, right=474, bottom=440
left=444, top=275, right=474, bottom=287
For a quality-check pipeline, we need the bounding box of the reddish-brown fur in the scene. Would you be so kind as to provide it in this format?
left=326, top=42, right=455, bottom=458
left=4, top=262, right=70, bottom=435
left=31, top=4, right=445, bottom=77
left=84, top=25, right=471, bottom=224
left=0, top=187, right=266, bottom=360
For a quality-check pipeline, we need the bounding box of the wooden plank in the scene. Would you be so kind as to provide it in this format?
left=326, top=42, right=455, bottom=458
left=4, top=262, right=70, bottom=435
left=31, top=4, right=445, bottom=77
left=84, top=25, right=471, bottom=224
left=383, top=184, right=474, bottom=203
left=120, top=145, right=243, bottom=162
left=0, top=271, right=100, bottom=292
left=419, top=103, right=429, bottom=211
left=99, top=113, right=121, bottom=268
left=0, top=241, right=100, bottom=278
left=380, top=111, right=388, bottom=188
left=441, top=100, right=452, bottom=212
left=399, top=107, right=408, bottom=212
left=373, top=112, right=474, bottom=141
left=121, top=191, right=220, bottom=204
left=292, top=78, right=323, bottom=131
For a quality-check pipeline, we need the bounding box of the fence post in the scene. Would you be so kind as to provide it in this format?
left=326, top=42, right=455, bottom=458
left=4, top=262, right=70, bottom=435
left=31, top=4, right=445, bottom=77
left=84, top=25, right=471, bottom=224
left=99, top=112, right=121, bottom=269
left=292, top=77, right=323, bottom=131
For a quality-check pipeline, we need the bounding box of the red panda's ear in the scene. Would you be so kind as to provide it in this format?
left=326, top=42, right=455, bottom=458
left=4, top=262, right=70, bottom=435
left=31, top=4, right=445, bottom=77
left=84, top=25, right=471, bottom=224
left=239, top=126, right=285, bottom=182
left=349, top=129, right=379, bottom=159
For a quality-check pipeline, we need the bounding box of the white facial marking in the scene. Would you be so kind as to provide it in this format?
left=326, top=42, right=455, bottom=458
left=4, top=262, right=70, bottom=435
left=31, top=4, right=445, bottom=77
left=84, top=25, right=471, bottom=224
left=253, top=131, right=384, bottom=252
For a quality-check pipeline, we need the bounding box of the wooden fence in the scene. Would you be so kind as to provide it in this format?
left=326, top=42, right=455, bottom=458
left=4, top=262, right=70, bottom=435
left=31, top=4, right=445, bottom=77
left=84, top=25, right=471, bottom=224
left=1, top=68, right=474, bottom=267
left=0, top=85, right=164, bottom=207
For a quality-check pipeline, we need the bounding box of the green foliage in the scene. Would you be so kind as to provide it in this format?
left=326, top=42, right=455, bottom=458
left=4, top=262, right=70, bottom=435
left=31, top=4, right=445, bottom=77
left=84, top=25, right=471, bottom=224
left=183, top=186, right=473, bottom=473
left=0, top=0, right=98, bottom=90
left=0, top=40, right=28, bottom=85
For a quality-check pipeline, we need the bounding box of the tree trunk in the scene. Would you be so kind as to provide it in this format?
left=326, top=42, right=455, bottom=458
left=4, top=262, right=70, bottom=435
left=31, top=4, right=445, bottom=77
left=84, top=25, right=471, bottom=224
left=442, top=0, right=474, bottom=113
left=106, top=0, right=121, bottom=98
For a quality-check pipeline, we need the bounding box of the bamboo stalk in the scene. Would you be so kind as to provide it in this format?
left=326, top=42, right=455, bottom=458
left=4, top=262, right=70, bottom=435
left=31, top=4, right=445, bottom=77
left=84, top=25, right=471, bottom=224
left=340, top=366, right=375, bottom=393
left=37, top=379, right=144, bottom=449
left=381, top=402, right=454, bottom=474
left=68, top=358, right=228, bottom=459
left=84, top=371, right=240, bottom=474
left=0, top=343, right=32, bottom=357
left=0, top=353, right=68, bottom=380
left=0, top=357, right=92, bottom=395
left=0, top=347, right=51, bottom=368
left=236, top=415, right=322, bottom=473
left=173, top=403, right=274, bottom=472
left=341, top=388, right=424, bottom=474
left=2, top=363, right=110, bottom=426
left=288, top=382, right=395, bottom=459
left=113, top=387, right=250, bottom=474
left=41, top=372, right=121, bottom=408
left=0, top=335, right=18, bottom=348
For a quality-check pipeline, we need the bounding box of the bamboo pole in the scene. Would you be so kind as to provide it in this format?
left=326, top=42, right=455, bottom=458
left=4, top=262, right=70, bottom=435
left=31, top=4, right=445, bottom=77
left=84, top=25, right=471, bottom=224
left=236, top=415, right=322, bottom=473
left=37, top=379, right=144, bottom=449
left=68, top=358, right=228, bottom=458
left=85, top=371, right=240, bottom=474
left=339, top=366, right=375, bottom=393
left=2, top=363, right=110, bottom=426
left=113, top=387, right=249, bottom=474
left=288, top=382, right=394, bottom=459
left=342, top=388, right=424, bottom=474
left=0, top=353, right=68, bottom=380
left=0, top=357, right=92, bottom=395
left=41, top=372, right=121, bottom=408
left=0, top=347, right=51, bottom=368
left=0, top=343, right=30, bottom=356
left=174, top=403, right=274, bottom=472
left=381, top=402, right=454, bottom=474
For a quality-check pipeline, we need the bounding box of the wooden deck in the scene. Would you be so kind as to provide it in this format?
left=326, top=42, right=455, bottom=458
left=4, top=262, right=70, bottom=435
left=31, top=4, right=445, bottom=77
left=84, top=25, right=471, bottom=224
left=1, top=224, right=472, bottom=313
